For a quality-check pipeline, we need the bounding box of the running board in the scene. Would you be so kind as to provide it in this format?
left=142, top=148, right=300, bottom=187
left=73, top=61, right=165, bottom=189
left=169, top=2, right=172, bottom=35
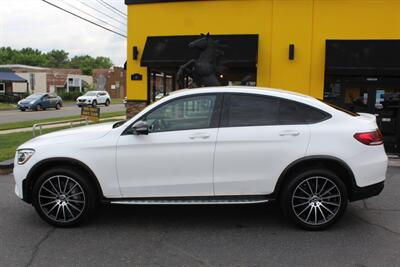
left=108, top=196, right=270, bottom=205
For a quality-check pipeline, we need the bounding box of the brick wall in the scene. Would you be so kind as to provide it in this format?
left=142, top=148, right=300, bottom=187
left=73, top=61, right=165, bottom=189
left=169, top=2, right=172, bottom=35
left=93, top=67, right=126, bottom=98
left=126, top=101, right=147, bottom=119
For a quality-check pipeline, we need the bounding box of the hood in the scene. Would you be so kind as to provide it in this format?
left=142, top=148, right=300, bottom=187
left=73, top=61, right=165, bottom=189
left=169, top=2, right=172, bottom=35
left=19, top=99, right=35, bottom=104
left=19, top=122, right=115, bottom=149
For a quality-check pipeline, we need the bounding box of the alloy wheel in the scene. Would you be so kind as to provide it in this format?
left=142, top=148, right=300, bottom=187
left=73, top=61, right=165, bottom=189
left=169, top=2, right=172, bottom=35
left=291, top=176, right=341, bottom=226
left=38, top=175, right=86, bottom=223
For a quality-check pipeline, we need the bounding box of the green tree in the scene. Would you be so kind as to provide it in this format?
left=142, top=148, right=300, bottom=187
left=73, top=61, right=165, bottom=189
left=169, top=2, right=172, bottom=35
left=45, top=50, right=69, bottom=68
left=69, top=55, right=113, bottom=75
left=0, top=47, right=114, bottom=74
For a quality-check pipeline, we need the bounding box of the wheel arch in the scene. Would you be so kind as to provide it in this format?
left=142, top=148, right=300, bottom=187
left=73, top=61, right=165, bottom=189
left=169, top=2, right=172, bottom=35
left=274, top=155, right=356, bottom=200
left=24, top=157, right=104, bottom=203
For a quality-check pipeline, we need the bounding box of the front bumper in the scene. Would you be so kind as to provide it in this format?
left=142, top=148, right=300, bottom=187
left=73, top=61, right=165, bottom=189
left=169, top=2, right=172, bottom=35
left=76, top=99, right=93, bottom=106
left=349, top=181, right=384, bottom=202
left=17, top=104, right=33, bottom=110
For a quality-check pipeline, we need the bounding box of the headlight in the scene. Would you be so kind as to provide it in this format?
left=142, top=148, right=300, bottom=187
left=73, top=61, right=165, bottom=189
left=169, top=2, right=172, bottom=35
left=17, top=149, right=35, bottom=165
left=30, top=101, right=35, bottom=104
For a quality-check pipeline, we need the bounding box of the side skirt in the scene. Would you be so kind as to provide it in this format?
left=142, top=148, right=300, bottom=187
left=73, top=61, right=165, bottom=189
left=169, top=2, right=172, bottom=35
left=103, top=195, right=272, bottom=205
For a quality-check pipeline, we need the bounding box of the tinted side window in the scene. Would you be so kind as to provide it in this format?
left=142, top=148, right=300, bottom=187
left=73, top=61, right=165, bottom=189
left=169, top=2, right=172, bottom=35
left=144, top=94, right=217, bottom=133
left=224, top=94, right=279, bottom=127
left=279, top=99, right=330, bottom=124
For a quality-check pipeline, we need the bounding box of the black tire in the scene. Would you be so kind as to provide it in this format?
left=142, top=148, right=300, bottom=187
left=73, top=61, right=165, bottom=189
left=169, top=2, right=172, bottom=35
left=280, top=169, right=348, bottom=230
left=55, top=103, right=61, bottom=110
left=92, top=100, right=97, bottom=107
left=20, top=108, right=26, bottom=112
left=36, top=104, right=43, bottom=111
left=32, top=167, right=97, bottom=227
left=105, top=99, right=110, bottom=106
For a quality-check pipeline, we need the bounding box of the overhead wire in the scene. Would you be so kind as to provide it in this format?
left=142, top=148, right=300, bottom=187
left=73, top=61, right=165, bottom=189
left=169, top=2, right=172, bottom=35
left=98, top=0, right=127, bottom=17
left=57, top=0, right=126, bottom=33
left=73, top=0, right=127, bottom=26
left=42, top=0, right=127, bottom=38
left=95, top=0, right=127, bottom=19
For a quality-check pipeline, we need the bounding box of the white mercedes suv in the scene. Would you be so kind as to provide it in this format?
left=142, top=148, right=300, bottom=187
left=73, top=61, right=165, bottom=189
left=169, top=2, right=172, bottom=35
left=76, top=91, right=111, bottom=107
left=13, top=87, right=388, bottom=230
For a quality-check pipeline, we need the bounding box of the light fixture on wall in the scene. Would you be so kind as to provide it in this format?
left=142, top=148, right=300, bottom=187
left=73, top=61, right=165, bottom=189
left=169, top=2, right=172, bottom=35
left=289, top=44, right=295, bottom=60
left=133, top=46, right=139, bottom=60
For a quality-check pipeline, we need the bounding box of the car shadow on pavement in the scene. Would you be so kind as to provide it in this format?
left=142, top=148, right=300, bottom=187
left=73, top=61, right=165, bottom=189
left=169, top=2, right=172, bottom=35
left=93, top=201, right=288, bottom=228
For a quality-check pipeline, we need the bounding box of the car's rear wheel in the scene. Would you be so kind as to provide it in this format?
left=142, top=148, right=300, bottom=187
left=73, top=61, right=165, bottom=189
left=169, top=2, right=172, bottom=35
left=92, top=100, right=97, bottom=107
left=32, top=168, right=97, bottom=227
left=281, top=169, right=347, bottom=230
left=55, top=103, right=61, bottom=110
left=105, top=99, right=110, bottom=106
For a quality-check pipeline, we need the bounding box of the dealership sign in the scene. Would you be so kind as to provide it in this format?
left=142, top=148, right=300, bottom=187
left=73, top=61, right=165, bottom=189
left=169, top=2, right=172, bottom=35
left=81, top=106, right=100, bottom=122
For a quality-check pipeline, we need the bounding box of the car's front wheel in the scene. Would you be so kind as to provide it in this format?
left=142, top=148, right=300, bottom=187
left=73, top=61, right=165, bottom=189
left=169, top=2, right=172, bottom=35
left=32, top=168, right=97, bottom=227
left=55, top=103, right=61, bottom=110
left=281, top=169, right=347, bottom=230
left=92, top=100, right=97, bottom=107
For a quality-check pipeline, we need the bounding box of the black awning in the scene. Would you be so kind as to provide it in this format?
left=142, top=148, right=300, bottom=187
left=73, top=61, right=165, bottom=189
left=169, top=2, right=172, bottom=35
left=140, top=34, right=258, bottom=69
left=325, top=40, right=400, bottom=76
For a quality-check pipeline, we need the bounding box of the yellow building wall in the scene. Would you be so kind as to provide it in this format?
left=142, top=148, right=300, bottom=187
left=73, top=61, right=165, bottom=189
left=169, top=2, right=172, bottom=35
left=127, top=0, right=400, bottom=101
left=270, top=0, right=313, bottom=95
left=310, top=0, right=400, bottom=98
left=127, top=0, right=273, bottom=101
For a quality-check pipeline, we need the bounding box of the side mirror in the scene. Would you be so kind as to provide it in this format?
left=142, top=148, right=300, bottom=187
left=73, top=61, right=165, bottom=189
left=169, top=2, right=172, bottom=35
left=131, top=121, right=149, bottom=135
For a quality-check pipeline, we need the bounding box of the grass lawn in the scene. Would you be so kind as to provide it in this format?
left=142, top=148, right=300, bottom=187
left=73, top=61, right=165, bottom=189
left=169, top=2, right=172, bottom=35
left=0, top=118, right=124, bottom=162
left=0, top=111, right=125, bottom=131
left=0, top=102, right=17, bottom=110
left=0, top=127, right=67, bottom=162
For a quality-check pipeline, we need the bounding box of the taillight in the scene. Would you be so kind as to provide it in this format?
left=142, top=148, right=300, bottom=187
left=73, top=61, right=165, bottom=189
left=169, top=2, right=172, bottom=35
left=354, top=130, right=383, bottom=146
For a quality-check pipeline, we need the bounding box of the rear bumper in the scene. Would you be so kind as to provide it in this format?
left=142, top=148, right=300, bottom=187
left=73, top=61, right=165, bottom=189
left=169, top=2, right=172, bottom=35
left=349, top=181, right=384, bottom=202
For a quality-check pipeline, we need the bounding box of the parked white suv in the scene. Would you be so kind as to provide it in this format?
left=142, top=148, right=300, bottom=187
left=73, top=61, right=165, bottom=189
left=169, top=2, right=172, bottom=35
left=13, top=87, right=388, bottom=230
left=76, top=91, right=111, bottom=107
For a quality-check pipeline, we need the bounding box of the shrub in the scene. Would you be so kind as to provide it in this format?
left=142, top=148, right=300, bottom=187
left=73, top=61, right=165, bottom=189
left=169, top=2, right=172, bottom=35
left=59, top=91, right=82, bottom=101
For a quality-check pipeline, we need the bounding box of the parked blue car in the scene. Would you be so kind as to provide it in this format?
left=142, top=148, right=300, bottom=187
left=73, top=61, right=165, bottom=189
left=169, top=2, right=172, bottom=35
left=17, top=93, right=63, bottom=111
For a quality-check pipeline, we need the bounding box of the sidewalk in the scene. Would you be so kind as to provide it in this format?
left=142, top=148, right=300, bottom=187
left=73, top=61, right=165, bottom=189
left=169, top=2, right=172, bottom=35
left=0, top=116, right=125, bottom=135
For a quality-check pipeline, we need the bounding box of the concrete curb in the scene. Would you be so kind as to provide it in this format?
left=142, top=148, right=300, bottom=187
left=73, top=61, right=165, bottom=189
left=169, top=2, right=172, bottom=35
left=0, top=159, right=14, bottom=175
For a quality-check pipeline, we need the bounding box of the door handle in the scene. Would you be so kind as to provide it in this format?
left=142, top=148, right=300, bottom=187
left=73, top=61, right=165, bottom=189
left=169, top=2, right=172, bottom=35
left=189, top=133, right=211, bottom=140
left=279, top=130, right=300, bottom=137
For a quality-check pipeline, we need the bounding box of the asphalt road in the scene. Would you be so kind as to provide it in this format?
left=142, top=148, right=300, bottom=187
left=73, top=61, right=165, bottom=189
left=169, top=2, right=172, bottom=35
left=1, top=168, right=399, bottom=267
left=0, top=104, right=125, bottom=124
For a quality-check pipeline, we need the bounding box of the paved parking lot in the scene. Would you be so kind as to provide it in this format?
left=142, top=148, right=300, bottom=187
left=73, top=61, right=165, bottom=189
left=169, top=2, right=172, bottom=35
left=1, top=168, right=399, bottom=267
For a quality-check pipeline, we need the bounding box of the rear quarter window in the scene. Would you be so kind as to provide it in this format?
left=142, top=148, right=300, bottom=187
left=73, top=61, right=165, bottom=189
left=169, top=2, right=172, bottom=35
left=279, top=99, right=331, bottom=124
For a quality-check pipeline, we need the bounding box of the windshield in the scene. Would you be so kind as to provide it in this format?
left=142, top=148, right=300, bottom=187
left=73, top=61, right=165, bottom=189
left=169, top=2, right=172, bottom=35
left=26, top=94, right=43, bottom=100
left=84, top=92, right=97, bottom=96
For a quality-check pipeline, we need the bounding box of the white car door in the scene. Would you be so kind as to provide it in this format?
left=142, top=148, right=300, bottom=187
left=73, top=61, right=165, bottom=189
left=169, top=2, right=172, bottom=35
left=116, top=94, right=221, bottom=197
left=99, top=92, right=106, bottom=104
left=213, top=93, right=322, bottom=196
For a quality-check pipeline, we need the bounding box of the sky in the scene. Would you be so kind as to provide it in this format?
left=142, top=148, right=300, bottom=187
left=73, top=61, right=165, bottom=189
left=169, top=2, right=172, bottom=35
left=0, top=0, right=127, bottom=66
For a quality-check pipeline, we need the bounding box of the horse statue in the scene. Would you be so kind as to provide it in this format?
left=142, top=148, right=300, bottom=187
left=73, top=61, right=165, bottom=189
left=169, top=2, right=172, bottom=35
left=177, top=33, right=225, bottom=88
